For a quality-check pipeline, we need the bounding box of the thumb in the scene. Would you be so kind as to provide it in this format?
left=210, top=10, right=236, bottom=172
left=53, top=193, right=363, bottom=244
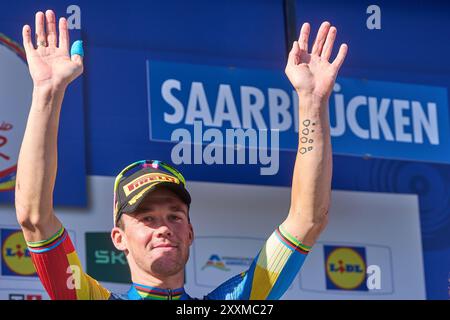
left=288, top=41, right=300, bottom=65
left=70, top=40, right=84, bottom=66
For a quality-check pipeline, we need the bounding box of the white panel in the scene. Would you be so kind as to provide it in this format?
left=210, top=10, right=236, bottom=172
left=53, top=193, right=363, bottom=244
left=0, top=177, right=425, bottom=299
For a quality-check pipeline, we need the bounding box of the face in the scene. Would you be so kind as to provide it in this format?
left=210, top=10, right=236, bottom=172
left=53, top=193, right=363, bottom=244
left=112, top=187, right=193, bottom=278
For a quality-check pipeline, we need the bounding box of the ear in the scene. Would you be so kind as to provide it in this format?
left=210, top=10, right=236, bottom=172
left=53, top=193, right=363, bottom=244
left=111, top=226, right=128, bottom=251
left=188, top=223, right=194, bottom=246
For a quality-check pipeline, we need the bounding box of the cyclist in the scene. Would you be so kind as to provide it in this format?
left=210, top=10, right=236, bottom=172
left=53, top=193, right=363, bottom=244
left=15, top=10, right=347, bottom=299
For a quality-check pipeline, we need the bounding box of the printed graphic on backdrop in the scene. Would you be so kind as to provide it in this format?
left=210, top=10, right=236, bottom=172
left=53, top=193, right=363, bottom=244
left=0, top=29, right=87, bottom=206
left=0, top=226, right=77, bottom=280
left=0, top=288, right=47, bottom=300
left=0, top=34, right=29, bottom=195
left=192, top=236, right=264, bottom=288
left=1, top=228, right=36, bottom=277
left=300, top=242, right=394, bottom=295
left=324, top=245, right=368, bottom=291
left=146, top=60, right=450, bottom=164
left=85, top=232, right=131, bottom=284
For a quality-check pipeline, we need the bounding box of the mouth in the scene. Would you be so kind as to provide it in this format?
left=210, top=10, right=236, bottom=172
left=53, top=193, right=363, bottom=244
left=152, top=244, right=178, bottom=250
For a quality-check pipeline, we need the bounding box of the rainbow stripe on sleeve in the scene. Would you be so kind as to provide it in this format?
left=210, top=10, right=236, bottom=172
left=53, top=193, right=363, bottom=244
left=276, top=224, right=312, bottom=254
left=26, top=226, right=111, bottom=300
left=27, top=227, right=67, bottom=253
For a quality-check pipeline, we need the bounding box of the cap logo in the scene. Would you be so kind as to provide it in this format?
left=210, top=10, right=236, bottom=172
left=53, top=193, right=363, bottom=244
left=123, top=173, right=179, bottom=197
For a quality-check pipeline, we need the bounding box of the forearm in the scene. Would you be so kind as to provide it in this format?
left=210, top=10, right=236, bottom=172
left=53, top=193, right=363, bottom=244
left=282, top=21, right=346, bottom=247
left=15, top=86, right=65, bottom=230
left=286, top=93, right=332, bottom=241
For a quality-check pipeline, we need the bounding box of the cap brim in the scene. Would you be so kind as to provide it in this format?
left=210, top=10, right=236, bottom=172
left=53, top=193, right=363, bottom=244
left=120, top=181, right=191, bottom=215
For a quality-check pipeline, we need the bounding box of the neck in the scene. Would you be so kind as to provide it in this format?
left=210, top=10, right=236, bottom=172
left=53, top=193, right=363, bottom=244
left=129, top=262, right=185, bottom=290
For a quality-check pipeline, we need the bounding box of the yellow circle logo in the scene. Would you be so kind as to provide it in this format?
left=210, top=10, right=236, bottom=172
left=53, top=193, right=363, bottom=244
left=2, top=230, right=36, bottom=276
left=326, top=247, right=366, bottom=290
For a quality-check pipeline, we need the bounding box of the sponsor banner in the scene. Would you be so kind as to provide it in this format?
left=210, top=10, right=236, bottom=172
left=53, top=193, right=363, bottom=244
left=324, top=245, right=368, bottom=291
left=192, top=236, right=263, bottom=288
left=147, top=60, right=450, bottom=164
left=299, top=243, right=393, bottom=295
left=0, top=29, right=87, bottom=205
left=85, top=232, right=131, bottom=284
left=1, top=228, right=36, bottom=277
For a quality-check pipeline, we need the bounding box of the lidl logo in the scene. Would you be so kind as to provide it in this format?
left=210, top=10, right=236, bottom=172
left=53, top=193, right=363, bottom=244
left=324, top=245, right=368, bottom=291
left=1, top=229, right=37, bottom=276
left=202, top=254, right=230, bottom=271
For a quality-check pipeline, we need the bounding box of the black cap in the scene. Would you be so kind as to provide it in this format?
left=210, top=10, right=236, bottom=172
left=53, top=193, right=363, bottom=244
left=113, top=162, right=191, bottom=226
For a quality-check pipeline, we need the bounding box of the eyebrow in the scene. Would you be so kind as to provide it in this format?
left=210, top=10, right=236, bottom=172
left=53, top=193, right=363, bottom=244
left=168, top=205, right=188, bottom=214
left=134, top=202, right=188, bottom=215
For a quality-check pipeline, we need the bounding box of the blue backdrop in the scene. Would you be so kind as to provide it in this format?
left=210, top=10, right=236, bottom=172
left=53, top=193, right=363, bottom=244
left=2, top=0, right=449, bottom=299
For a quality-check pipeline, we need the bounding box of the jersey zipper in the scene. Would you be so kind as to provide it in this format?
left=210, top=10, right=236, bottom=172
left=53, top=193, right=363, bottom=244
left=168, top=288, right=172, bottom=300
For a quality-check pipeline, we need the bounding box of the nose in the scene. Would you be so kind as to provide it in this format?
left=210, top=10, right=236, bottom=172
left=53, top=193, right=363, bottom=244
left=154, top=224, right=173, bottom=238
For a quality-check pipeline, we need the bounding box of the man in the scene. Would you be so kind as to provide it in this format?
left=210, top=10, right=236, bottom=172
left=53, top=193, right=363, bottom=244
left=15, top=10, right=347, bottom=300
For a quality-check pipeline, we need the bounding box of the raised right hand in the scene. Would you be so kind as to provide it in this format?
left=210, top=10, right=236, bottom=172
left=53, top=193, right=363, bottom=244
left=22, top=10, right=83, bottom=90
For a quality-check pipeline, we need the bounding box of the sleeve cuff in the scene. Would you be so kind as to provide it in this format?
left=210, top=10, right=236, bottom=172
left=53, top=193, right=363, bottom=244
left=277, top=224, right=312, bottom=254
left=27, top=227, right=67, bottom=254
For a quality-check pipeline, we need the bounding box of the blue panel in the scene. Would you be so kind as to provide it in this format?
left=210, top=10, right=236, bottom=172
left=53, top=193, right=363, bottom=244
left=146, top=60, right=450, bottom=163
left=1, top=0, right=449, bottom=300
left=295, top=0, right=450, bottom=299
left=0, top=17, right=87, bottom=206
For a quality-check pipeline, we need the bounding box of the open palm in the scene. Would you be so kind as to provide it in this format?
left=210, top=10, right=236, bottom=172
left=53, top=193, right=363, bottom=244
left=22, top=10, right=83, bottom=89
left=285, top=22, right=348, bottom=99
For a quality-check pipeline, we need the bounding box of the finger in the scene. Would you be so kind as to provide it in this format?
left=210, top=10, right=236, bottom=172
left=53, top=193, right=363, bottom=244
left=321, top=26, right=337, bottom=61
left=311, top=21, right=331, bottom=56
left=70, top=40, right=84, bottom=67
left=58, top=17, right=69, bottom=53
left=22, top=25, right=34, bottom=55
left=331, top=43, right=348, bottom=72
left=288, top=41, right=301, bottom=65
left=45, top=10, right=57, bottom=47
left=297, top=22, right=310, bottom=52
left=35, top=11, right=46, bottom=48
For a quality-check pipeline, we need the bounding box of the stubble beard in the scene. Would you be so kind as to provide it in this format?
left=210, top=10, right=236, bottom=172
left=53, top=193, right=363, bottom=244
left=148, top=248, right=190, bottom=277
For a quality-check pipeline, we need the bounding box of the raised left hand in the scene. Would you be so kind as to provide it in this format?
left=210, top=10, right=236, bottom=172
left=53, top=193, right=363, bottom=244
left=285, top=22, right=348, bottom=99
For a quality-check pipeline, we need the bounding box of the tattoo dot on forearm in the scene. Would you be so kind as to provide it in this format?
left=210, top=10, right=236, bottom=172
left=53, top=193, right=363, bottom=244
left=299, top=118, right=317, bottom=154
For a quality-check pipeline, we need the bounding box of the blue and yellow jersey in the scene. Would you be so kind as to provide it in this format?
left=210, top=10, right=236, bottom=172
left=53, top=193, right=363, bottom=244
left=27, top=225, right=311, bottom=300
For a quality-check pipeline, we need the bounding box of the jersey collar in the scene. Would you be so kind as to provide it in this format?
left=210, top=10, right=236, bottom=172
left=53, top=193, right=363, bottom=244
left=127, top=283, right=186, bottom=300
